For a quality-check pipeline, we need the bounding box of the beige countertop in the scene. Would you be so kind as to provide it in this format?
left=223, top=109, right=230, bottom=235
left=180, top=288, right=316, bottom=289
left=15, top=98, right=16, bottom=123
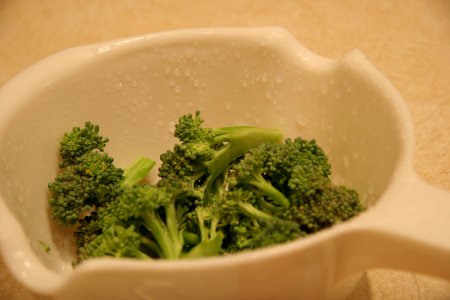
left=0, top=0, right=449, bottom=299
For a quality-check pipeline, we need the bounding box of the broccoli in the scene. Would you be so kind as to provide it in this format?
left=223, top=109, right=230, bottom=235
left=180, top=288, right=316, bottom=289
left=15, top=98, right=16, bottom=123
left=225, top=138, right=363, bottom=237
left=78, top=225, right=152, bottom=260
left=114, top=184, right=184, bottom=260
left=158, top=111, right=283, bottom=203
left=225, top=217, right=304, bottom=253
left=158, top=111, right=284, bottom=257
left=48, top=122, right=155, bottom=226
left=48, top=112, right=365, bottom=264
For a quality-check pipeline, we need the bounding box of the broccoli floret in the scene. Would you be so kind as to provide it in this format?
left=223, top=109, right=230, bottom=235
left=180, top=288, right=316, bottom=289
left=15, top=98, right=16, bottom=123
left=225, top=217, right=303, bottom=253
left=77, top=184, right=186, bottom=261
left=78, top=225, right=152, bottom=260
left=48, top=122, right=154, bottom=225
left=284, top=185, right=364, bottom=233
left=259, top=138, right=331, bottom=198
left=114, top=185, right=184, bottom=260
left=58, top=121, right=109, bottom=167
left=183, top=206, right=224, bottom=258
left=159, top=111, right=283, bottom=202
left=48, top=151, right=124, bottom=226
left=223, top=136, right=363, bottom=246
left=228, top=153, right=290, bottom=209
left=157, top=111, right=284, bottom=257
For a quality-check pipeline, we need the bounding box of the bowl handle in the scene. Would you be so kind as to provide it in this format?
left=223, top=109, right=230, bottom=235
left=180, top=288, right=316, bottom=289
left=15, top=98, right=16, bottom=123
left=340, top=172, right=450, bottom=279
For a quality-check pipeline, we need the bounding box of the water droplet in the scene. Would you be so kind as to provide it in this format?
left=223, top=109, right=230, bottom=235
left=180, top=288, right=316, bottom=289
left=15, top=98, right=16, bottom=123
left=261, top=73, right=268, bottom=82
left=174, top=85, right=181, bottom=94
left=225, top=103, right=232, bottom=110
left=295, top=115, right=307, bottom=127
left=275, top=75, right=282, bottom=84
left=351, top=105, right=357, bottom=116
left=116, top=82, right=124, bottom=90
left=167, top=121, right=175, bottom=133
left=242, top=80, right=249, bottom=88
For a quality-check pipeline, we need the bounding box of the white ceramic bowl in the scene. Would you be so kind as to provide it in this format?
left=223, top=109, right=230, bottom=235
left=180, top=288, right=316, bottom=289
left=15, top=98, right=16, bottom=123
left=0, top=27, right=449, bottom=300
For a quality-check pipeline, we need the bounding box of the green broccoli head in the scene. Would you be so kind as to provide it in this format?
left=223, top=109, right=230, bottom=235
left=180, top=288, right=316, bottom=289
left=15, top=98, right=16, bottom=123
left=228, top=151, right=290, bottom=210
left=48, top=122, right=154, bottom=227
left=59, top=121, right=109, bottom=167
left=284, top=185, right=363, bottom=233
left=174, top=111, right=214, bottom=144
left=260, top=138, right=331, bottom=195
left=48, top=152, right=123, bottom=226
left=78, top=225, right=151, bottom=260
left=115, top=185, right=184, bottom=260
left=224, top=217, right=303, bottom=253
left=159, top=111, right=283, bottom=204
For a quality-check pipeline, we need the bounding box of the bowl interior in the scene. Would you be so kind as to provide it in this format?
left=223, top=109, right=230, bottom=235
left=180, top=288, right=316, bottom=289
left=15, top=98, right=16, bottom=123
left=0, top=28, right=406, bottom=272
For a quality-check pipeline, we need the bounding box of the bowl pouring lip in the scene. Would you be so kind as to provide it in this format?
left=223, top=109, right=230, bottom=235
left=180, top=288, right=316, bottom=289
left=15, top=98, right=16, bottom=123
left=0, top=27, right=415, bottom=294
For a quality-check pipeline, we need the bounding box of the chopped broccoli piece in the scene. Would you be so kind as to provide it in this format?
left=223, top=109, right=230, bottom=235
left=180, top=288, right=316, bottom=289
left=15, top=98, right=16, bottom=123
left=39, top=240, right=51, bottom=253
left=48, top=151, right=124, bottom=226
left=115, top=185, right=184, bottom=260
left=48, top=122, right=155, bottom=227
left=159, top=111, right=283, bottom=203
left=58, top=121, right=109, bottom=167
left=78, top=225, right=152, bottom=260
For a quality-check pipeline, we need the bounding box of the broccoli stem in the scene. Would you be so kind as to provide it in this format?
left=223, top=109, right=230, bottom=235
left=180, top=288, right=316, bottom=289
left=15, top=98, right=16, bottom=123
left=237, top=202, right=274, bottom=220
left=205, top=127, right=282, bottom=197
left=122, top=157, right=156, bottom=188
left=143, top=206, right=183, bottom=260
left=134, top=251, right=152, bottom=260
left=183, top=231, right=200, bottom=245
left=140, top=236, right=162, bottom=258
left=247, top=177, right=290, bottom=209
left=184, top=233, right=224, bottom=258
